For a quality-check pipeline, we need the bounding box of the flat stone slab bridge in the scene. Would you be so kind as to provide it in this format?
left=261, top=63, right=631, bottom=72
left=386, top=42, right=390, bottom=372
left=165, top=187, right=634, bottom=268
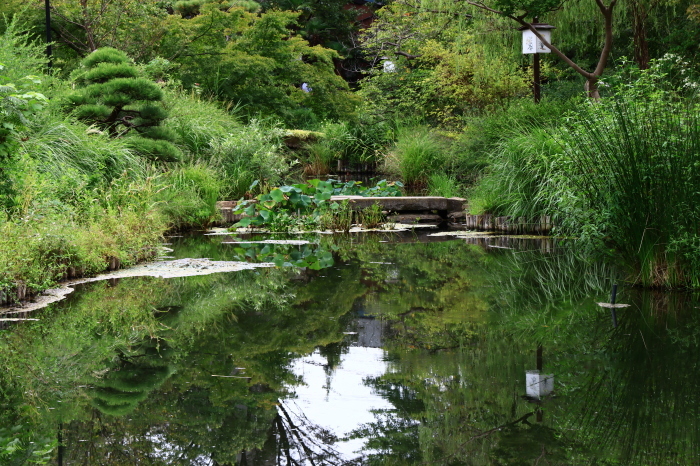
left=216, top=196, right=553, bottom=233
left=331, top=196, right=466, bottom=224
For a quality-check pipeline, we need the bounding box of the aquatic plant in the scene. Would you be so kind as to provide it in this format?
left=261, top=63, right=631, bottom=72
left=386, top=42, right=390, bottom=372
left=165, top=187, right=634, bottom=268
left=233, top=179, right=402, bottom=232
left=427, top=173, right=462, bottom=198
left=467, top=127, right=562, bottom=220
left=357, top=203, right=386, bottom=229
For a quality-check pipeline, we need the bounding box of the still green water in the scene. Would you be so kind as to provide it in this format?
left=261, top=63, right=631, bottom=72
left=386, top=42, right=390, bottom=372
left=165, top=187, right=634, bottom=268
left=1, top=230, right=699, bottom=465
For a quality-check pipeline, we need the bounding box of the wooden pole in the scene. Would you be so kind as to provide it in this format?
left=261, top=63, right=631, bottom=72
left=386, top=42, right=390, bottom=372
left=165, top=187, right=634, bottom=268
left=534, top=52, right=541, bottom=103
left=45, top=0, right=52, bottom=68
left=533, top=17, right=540, bottom=103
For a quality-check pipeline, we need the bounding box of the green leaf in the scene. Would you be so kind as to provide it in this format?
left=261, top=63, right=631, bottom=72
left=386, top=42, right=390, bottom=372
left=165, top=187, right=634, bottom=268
left=270, top=188, right=285, bottom=202
left=308, top=261, right=322, bottom=270
left=316, top=180, right=333, bottom=191
left=288, top=191, right=302, bottom=206
left=299, top=194, right=312, bottom=207
left=279, top=185, right=298, bottom=193
left=235, top=218, right=252, bottom=228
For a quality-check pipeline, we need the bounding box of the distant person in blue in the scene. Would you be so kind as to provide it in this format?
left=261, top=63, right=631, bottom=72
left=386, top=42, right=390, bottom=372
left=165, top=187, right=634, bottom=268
left=302, top=83, right=312, bottom=93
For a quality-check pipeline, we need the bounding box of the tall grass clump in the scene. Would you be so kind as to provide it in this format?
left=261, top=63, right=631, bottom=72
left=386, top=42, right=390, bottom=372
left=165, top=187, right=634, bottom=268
left=206, top=120, right=288, bottom=198
left=460, top=98, right=581, bottom=156
left=303, top=119, right=400, bottom=174
left=468, top=128, right=563, bottom=220
left=557, top=99, right=700, bottom=288
left=165, top=91, right=243, bottom=155
left=427, top=173, right=462, bottom=198
left=156, top=162, right=223, bottom=229
left=22, top=115, right=146, bottom=183
left=347, top=117, right=399, bottom=166
left=384, top=127, right=448, bottom=191
left=304, top=122, right=356, bottom=173
left=0, top=173, right=168, bottom=295
left=450, top=98, right=580, bottom=190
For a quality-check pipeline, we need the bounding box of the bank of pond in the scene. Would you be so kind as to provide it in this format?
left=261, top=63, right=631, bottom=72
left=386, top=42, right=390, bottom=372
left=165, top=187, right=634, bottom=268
left=1, top=229, right=699, bottom=465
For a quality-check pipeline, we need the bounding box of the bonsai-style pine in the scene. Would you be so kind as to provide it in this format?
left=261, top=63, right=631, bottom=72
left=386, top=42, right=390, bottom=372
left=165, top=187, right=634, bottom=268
left=67, top=47, right=181, bottom=162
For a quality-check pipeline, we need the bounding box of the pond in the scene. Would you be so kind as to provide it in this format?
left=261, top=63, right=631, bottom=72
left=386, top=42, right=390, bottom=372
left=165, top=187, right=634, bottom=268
left=1, top=229, right=700, bottom=465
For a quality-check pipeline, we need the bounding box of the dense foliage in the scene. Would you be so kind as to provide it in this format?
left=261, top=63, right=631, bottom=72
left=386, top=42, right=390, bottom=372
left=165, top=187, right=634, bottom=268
left=0, top=0, right=698, bottom=300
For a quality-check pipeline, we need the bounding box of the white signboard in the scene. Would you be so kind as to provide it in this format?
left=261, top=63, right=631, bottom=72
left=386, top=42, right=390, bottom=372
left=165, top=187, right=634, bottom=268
left=526, top=370, right=554, bottom=399
left=522, top=29, right=552, bottom=54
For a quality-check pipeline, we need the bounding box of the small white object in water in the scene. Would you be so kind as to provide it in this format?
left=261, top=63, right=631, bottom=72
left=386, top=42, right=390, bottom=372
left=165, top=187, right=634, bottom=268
left=222, top=240, right=311, bottom=245
left=596, top=302, right=630, bottom=308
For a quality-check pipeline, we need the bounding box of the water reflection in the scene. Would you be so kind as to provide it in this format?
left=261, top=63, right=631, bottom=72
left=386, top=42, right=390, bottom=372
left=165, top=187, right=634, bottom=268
left=3, top=233, right=700, bottom=464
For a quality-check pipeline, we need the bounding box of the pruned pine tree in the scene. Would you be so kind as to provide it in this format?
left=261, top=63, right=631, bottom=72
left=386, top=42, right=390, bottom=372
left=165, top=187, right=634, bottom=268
left=67, top=47, right=181, bottom=162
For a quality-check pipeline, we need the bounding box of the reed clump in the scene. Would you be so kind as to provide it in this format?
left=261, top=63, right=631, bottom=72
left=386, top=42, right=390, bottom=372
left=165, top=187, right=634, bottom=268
left=558, top=99, right=700, bottom=288
left=469, top=96, right=700, bottom=288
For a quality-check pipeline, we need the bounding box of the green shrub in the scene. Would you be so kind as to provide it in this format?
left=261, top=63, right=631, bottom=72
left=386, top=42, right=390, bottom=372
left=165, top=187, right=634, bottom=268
left=0, top=17, right=47, bottom=82
left=164, top=7, right=358, bottom=126
left=174, top=0, right=207, bottom=17
left=67, top=48, right=181, bottom=162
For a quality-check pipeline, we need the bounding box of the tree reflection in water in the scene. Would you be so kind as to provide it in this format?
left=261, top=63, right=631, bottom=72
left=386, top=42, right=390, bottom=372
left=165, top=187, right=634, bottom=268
left=4, top=234, right=700, bottom=464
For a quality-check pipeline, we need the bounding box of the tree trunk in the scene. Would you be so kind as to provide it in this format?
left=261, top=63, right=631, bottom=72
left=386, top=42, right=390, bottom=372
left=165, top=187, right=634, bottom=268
left=631, top=2, right=650, bottom=69
left=585, top=77, right=601, bottom=100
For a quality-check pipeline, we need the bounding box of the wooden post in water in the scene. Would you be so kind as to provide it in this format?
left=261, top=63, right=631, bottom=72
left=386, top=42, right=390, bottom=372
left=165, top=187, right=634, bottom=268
left=597, top=284, right=629, bottom=327
left=610, top=284, right=618, bottom=327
